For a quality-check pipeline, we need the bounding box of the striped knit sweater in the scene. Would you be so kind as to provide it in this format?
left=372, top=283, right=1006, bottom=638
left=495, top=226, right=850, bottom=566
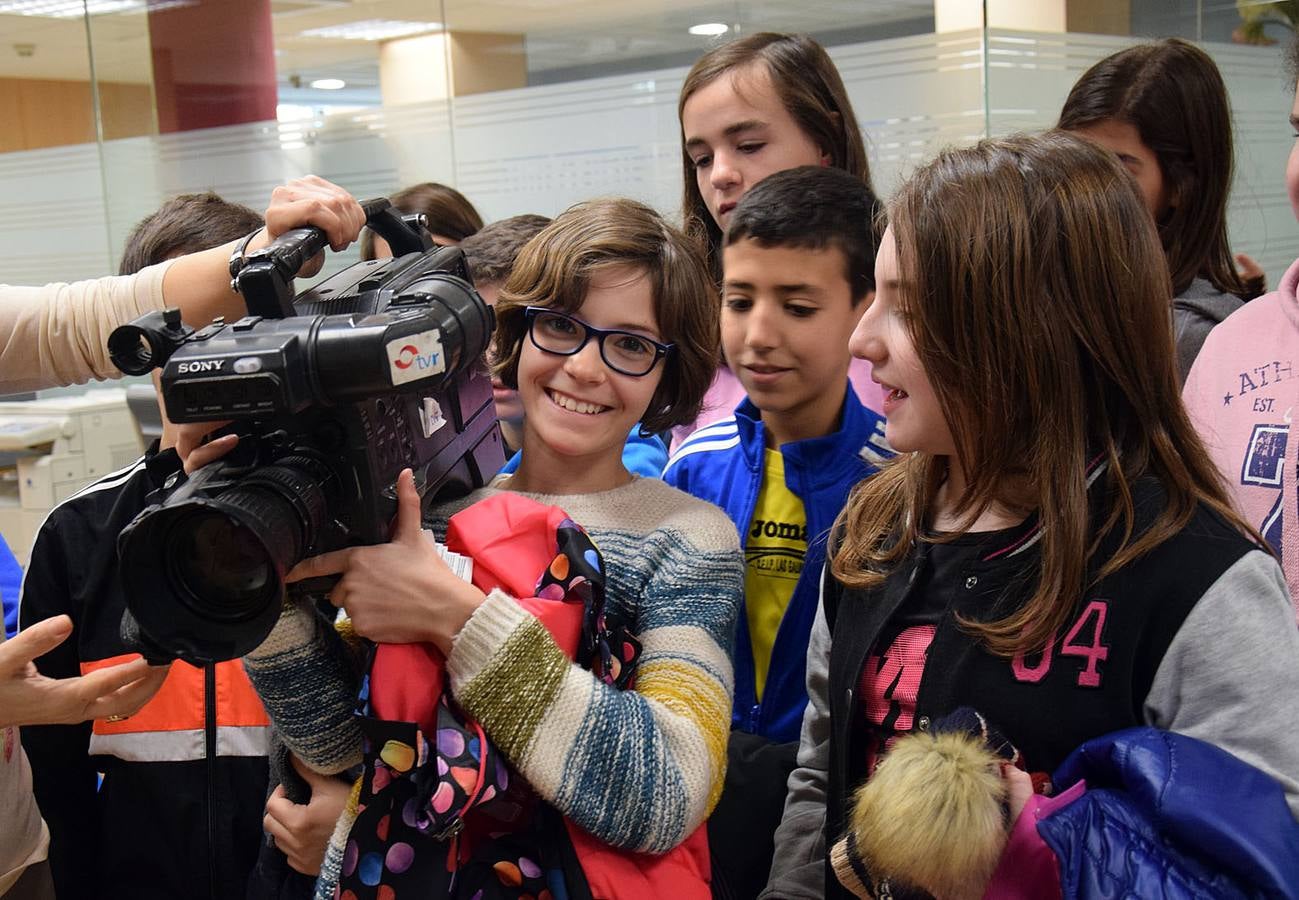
left=244, top=475, right=742, bottom=895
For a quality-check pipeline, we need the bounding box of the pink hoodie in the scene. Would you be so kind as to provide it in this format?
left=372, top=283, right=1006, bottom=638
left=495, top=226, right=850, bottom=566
left=1183, top=256, right=1299, bottom=620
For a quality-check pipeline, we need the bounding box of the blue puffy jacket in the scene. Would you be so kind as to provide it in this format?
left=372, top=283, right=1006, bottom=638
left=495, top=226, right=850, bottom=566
left=1041, top=729, right=1299, bottom=899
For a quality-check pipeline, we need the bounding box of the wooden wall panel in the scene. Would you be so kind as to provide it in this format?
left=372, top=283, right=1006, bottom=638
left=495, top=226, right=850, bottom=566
left=0, top=78, right=94, bottom=152
left=0, top=78, right=154, bottom=153
left=99, top=82, right=156, bottom=141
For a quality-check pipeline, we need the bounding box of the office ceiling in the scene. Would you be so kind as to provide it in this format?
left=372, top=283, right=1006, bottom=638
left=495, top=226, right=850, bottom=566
left=0, top=0, right=934, bottom=87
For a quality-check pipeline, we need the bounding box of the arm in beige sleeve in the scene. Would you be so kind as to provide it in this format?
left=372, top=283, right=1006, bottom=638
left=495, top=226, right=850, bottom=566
left=0, top=260, right=179, bottom=393
left=0, top=176, right=366, bottom=394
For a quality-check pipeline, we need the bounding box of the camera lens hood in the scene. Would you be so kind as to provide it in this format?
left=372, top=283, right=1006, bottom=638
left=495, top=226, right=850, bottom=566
left=117, top=456, right=331, bottom=665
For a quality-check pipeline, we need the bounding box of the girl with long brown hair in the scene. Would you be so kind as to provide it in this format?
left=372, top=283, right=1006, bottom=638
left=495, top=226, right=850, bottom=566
left=1058, top=38, right=1264, bottom=382
left=673, top=32, right=886, bottom=443
left=764, top=131, right=1299, bottom=899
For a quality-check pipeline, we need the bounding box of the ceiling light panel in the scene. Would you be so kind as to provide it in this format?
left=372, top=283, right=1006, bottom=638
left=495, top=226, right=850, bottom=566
left=298, top=19, right=442, bottom=41
left=0, top=0, right=142, bottom=15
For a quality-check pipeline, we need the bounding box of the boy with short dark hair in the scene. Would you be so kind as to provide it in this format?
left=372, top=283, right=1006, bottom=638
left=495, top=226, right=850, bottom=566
left=664, top=165, right=890, bottom=898
left=117, top=191, right=262, bottom=276
left=459, top=213, right=553, bottom=294
left=666, top=165, right=889, bottom=741
left=459, top=214, right=552, bottom=456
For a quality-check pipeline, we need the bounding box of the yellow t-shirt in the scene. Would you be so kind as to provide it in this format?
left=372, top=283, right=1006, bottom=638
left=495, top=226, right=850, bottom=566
left=744, top=449, right=808, bottom=700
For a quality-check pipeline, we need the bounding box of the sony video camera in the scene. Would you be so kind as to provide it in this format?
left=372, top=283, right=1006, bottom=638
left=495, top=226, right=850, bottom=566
left=108, top=200, right=504, bottom=665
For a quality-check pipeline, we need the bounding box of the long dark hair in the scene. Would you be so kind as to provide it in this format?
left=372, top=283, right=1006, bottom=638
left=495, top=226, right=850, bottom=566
left=359, top=182, right=482, bottom=260
left=1058, top=39, right=1249, bottom=299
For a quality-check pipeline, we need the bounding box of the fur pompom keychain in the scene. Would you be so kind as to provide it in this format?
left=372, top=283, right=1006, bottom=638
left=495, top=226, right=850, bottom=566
left=831, top=708, right=1045, bottom=900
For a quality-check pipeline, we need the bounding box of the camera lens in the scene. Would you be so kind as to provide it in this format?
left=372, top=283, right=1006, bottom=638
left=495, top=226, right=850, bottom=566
left=166, top=510, right=277, bottom=621
left=118, top=456, right=332, bottom=664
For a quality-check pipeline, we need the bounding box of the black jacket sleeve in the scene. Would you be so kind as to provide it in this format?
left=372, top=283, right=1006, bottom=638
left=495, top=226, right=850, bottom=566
left=19, top=522, right=101, bottom=900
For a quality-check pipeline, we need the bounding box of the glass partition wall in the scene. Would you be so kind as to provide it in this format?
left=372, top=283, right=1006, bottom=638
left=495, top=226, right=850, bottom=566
left=0, top=0, right=1292, bottom=288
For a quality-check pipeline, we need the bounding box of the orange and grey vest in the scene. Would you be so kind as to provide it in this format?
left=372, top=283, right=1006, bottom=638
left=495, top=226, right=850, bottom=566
left=20, top=449, right=270, bottom=900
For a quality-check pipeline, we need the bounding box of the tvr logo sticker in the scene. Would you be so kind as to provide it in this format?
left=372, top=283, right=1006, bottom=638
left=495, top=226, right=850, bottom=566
left=387, top=329, right=445, bottom=386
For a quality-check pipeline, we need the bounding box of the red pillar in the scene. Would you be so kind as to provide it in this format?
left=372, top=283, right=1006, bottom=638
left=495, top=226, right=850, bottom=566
left=149, top=0, right=278, bottom=133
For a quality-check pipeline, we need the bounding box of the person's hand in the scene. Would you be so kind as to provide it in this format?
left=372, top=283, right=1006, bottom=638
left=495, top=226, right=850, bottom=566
left=180, top=431, right=238, bottom=474
left=0, top=616, right=171, bottom=728
left=1002, top=763, right=1035, bottom=824
left=1235, top=252, right=1267, bottom=296
left=169, top=420, right=237, bottom=476
left=244, top=176, right=366, bottom=278
left=264, top=754, right=353, bottom=876
left=154, top=372, right=237, bottom=475
left=286, top=469, right=485, bottom=653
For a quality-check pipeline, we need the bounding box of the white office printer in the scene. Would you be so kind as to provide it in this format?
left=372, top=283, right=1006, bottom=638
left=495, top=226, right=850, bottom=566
left=0, top=389, right=144, bottom=565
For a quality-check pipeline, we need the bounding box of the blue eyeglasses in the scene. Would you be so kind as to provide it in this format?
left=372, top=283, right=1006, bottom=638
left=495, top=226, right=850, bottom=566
left=524, top=306, right=674, bottom=377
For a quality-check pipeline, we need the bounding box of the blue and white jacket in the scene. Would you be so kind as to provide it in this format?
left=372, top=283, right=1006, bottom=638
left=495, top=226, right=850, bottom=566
left=663, top=387, right=889, bottom=742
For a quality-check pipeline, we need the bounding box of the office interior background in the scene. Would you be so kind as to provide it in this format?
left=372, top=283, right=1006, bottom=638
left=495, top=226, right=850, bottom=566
left=0, top=0, right=1291, bottom=319
left=0, top=0, right=1291, bottom=565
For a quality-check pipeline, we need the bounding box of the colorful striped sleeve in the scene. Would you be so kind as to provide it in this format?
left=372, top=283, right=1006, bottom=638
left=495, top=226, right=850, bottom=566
left=243, top=597, right=365, bottom=774
left=447, top=519, right=741, bottom=854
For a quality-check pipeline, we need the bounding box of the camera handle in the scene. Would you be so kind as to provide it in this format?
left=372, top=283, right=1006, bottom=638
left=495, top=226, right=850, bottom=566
left=235, top=226, right=330, bottom=319
left=234, top=197, right=434, bottom=319
left=363, top=198, right=434, bottom=257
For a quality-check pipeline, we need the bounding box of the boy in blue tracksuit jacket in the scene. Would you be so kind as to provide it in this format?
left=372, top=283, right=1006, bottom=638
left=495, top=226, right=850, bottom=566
left=664, top=166, right=890, bottom=743
left=663, top=167, right=889, bottom=899
left=664, top=393, right=888, bottom=740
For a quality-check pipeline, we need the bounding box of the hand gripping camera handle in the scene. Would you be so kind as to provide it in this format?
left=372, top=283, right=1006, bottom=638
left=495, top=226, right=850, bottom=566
left=236, top=226, right=331, bottom=318
left=236, top=198, right=430, bottom=319
left=262, top=199, right=423, bottom=272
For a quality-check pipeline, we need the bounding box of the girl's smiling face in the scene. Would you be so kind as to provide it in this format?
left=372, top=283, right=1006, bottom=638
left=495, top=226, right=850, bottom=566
left=681, top=63, right=827, bottom=230
left=849, top=227, right=955, bottom=458
left=515, top=265, right=666, bottom=489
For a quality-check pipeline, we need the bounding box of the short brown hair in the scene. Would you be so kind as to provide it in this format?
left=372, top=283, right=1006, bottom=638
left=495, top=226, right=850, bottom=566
left=492, top=198, right=718, bottom=434
left=359, top=181, right=483, bottom=259
left=459, top=214, right=552, bottom=286
left=679, top=32, right=876, bottom=279
left=118, top=191, right=262, bottom=275
left=831, top=132, right=1260, bottom=657
left=1058, top=39, right=1248, bottom=299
